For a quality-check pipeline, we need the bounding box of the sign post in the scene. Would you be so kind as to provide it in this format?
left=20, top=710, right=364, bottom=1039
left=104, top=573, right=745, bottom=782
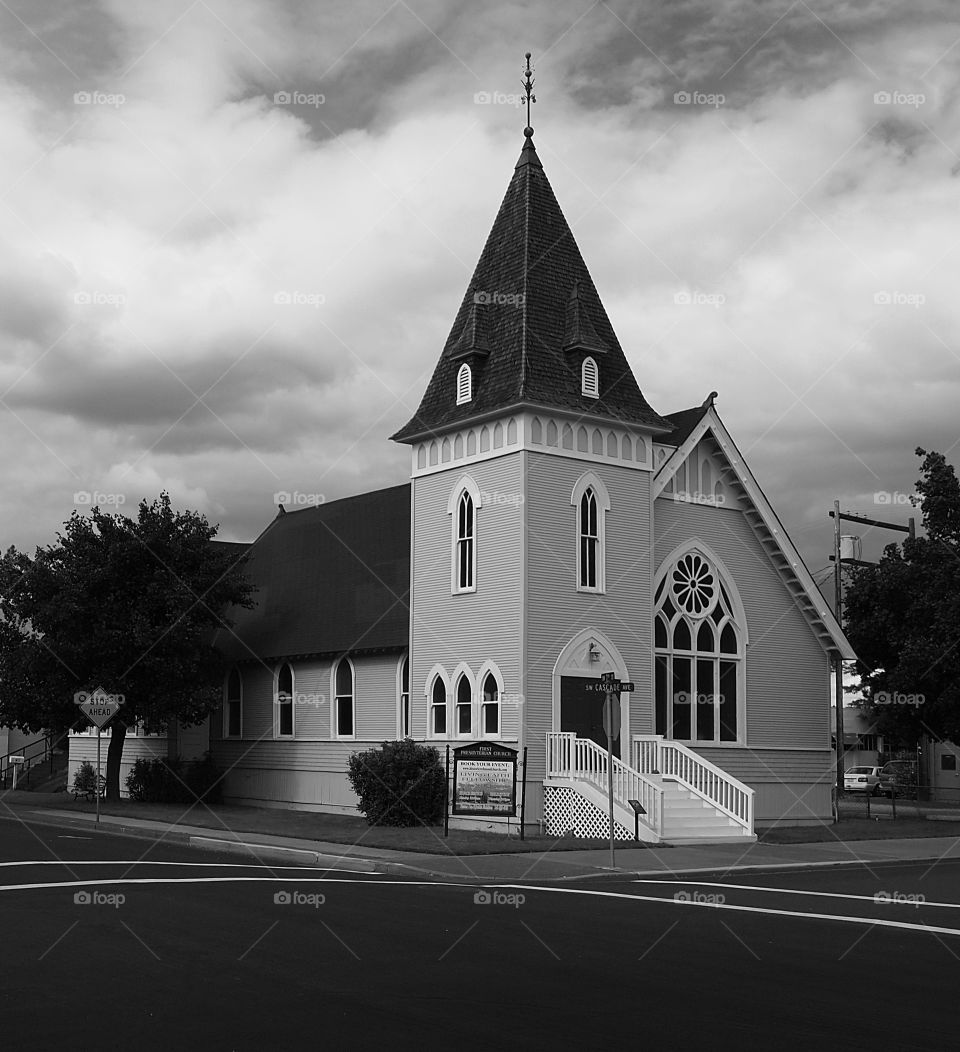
left=595, top=672, right=634, bottom=869
left=74, top=687, right=124, bottom=825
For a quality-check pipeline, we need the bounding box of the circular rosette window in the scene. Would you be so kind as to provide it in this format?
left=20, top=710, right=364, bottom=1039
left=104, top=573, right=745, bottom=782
left=671, top=552, right=717, bottom=618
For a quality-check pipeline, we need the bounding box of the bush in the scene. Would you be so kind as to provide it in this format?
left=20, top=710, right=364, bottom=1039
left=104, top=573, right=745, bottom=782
left=73, top=760, right=97, bottom=793
left=347, top=739, right=446, bottom=826
left=125, top=752, right=223, bottom=804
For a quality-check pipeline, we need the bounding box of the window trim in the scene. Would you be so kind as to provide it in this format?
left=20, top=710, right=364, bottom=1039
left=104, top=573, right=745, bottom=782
left=447, top=476, right=482, bottom=595
left=477, top=661, right=503, bottom=739
left=274, top=662, right=295, bottom=739
left=425, top=664, right=450, bottom=739
left=224, top=666, right=243, bottom=739
left=456, top=362, right=472, bottom=404
left=570, top=471, right=610, bottom=594
left=397, top=654, right=410, bottom=739
left=581, top=355, right=599, bottom=397
left=332, top=656, right=355, bottom=740
left=653, top=543, right=746, bottom=746
left=452, top=663, right=475, bottom=739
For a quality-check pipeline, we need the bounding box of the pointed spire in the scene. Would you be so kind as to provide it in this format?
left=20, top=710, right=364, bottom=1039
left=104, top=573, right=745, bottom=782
left=391, top=59, right=674, bottom=445
left=563, top=282, right=608, bottom=355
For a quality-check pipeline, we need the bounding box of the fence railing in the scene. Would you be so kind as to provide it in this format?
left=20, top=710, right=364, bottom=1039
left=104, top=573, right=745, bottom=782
left=547, top=732, right=662, bottom=836
left=634, top=735, right=754, bottom=833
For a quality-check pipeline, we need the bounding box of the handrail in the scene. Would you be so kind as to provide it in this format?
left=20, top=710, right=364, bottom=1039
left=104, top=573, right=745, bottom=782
left=634, top=735, right=754, bottom=832
left=0, top=731, right=65, bottom=790
left=547, top=732, right=663, bottom=836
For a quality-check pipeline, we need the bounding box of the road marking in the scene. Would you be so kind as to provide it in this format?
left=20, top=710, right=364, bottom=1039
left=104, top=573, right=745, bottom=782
left=632, top=879, right=960, bottom=910
left=5, top=874, right=960, bottom=938
left=488, top=883, right=960, bottom=937
left=0, top=860, right=343, bottom=869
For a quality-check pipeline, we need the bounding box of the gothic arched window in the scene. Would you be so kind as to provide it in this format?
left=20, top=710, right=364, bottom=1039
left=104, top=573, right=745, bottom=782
left=654, top=551, right=741, bottom=744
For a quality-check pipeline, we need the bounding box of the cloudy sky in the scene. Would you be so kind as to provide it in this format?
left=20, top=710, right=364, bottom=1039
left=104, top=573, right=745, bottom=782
left=1, top=0, right=957, bottom=590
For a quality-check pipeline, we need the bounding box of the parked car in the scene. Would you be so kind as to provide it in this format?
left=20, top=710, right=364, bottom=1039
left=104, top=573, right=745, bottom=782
left=878, top=760, right=918, bottom=797
left=844, top=765, right=882, bottom=794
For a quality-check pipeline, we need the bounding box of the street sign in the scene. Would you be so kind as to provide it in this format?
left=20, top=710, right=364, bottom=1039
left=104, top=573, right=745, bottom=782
left=75, top=686, right=124, bottom=729
left=588, top=675, right=635, bottom=694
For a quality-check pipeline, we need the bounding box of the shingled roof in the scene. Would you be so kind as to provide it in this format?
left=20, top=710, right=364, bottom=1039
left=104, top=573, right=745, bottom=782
left=392, top=132, right=673, bottom=443
left=213, top=485, right=410, bottom=664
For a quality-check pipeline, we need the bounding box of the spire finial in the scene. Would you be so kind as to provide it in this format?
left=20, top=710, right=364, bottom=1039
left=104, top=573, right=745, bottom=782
left=522, top=51, right=536, bottom=136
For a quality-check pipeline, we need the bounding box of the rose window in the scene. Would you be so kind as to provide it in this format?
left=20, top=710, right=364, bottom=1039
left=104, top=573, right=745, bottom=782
left=671, top=553, right=717, bottom=618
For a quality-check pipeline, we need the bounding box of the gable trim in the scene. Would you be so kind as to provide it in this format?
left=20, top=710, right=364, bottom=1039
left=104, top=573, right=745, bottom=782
left=654, top=408, right=854, bottom=661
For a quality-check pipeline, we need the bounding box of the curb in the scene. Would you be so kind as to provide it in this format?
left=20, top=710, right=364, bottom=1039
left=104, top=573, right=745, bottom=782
left=186, top=836, right=413, bottom=875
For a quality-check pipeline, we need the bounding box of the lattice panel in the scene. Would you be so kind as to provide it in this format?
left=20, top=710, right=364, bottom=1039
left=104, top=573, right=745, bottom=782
left=544, top=786, right=632, bottom=840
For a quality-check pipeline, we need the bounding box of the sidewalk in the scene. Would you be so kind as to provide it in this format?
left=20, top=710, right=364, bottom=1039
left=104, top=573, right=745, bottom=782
left=5, top=794, right=960, bottom=882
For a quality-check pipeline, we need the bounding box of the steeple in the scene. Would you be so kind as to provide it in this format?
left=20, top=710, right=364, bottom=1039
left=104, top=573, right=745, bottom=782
left=392, top=57, right=672, bottom=444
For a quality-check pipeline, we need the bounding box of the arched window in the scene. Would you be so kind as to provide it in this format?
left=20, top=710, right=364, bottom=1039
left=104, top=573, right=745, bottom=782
left=571, top=473, right=609, bottom=593
left=456, top=363, right=472, bottom=404
left=334, top=658, right=354, bottom=738
left=430, top=675, right=447, bottom=736
left=579, top=488, right=599, bottom=589
left=448, top=477, right=481, bottom=593
left=581, top=356, right=599, bottom=397
left=276, top=663, right=294, bottom=738
left=225, top=667, right=242, bottom=738
left=456, top=674, right=472, bottom=737
left=482, top=673, right=500, bottom=737
left=654, top=550, right=742, bottom=744
left=398, top=656, right=410, bottom=738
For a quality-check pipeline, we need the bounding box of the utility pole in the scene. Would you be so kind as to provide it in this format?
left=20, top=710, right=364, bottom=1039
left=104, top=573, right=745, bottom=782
left=833, top=500, right=845, bottom=800
left=828, top=504, right=916, bottom=801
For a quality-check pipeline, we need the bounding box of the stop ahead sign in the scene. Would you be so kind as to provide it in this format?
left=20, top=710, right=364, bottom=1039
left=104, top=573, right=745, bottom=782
left=75, top=686, right=124, bottom=729
left=603, top=694, right=620, bottom=741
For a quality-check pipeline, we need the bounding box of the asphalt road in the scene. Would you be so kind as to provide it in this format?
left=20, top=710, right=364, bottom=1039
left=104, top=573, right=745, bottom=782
left=1, top=814, right=958, bottom=1051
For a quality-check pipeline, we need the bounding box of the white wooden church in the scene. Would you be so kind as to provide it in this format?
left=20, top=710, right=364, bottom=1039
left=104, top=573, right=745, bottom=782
left=70, top=120, right=854, bottom=843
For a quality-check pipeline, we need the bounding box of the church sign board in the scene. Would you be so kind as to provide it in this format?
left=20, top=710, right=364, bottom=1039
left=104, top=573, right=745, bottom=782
left=452, top=743, right=518, bottom=817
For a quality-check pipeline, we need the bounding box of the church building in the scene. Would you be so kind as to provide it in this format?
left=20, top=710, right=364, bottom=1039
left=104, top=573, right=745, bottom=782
left=73, top=104, right=855, bottom=842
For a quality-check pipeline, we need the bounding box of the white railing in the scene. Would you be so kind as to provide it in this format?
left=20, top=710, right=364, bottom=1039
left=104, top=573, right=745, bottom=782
left=634, top=735, right=754, bottom=833
left=547, top=732, right=662, bottom=836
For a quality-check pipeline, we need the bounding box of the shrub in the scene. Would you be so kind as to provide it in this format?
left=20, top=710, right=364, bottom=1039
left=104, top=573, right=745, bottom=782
left=347, top=739, right=446, bottom=827
left=125, top=752, right=223, bottom=804
left=73, top=760, right=97, bottom=793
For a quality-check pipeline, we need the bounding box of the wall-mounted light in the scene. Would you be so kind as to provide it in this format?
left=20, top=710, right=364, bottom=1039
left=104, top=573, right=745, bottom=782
left=588, top=642, right=600, bottom=662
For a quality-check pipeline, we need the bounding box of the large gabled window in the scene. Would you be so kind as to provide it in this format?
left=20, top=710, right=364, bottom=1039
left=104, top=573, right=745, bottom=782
left=225, top=667, right=242, bottom=739
left=571, top=472, right=609, bottom=593
left=654, top=549, right=743, bottom=745
left=276, top=663, right=294, bottom=738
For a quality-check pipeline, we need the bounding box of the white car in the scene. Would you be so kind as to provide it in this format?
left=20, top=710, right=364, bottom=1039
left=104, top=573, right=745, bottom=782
left=844, top=765, right=881, bottom=794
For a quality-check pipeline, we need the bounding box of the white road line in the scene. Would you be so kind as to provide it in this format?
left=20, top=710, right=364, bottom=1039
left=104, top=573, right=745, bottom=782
left=0, top=860, right=350, bottom=869
left=4, top=875, right=960, bottom=938
left=488, top=883, right=960, bottom=938
left=632, top=879, right=960, bottom=909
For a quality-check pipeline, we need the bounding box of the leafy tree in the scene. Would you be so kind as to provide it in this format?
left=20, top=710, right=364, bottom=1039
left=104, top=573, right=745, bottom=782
left=845, top=449, right=960, bottom=744
left=0, top=494, right=255, bottom=799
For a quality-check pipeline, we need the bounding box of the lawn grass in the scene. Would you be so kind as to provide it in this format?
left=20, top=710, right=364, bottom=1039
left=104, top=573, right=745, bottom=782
left=33, top=795, right=642, bottom=855
left=760, top=817, right=960, bottom=843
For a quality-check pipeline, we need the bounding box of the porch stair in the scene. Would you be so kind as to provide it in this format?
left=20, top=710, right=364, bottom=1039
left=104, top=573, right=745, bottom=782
left=545, top=732, right=755, bottom=845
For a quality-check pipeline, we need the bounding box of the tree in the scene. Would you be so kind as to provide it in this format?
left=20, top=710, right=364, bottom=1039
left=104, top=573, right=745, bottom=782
left=844, top=449, right=960, bottom=744
left=0, top=494, right=255, bottom=799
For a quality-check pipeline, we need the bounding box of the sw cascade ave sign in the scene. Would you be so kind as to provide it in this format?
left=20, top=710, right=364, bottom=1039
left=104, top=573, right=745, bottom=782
left=75, top=687, right=124, bottom=729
